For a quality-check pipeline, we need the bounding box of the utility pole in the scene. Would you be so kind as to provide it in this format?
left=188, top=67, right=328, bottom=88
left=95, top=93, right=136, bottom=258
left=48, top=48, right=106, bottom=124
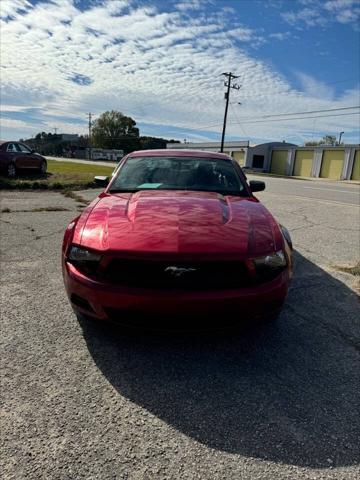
left=220, top=72, right=241, bottom=152
left=53, top=127, right=58, bottom=135
left=338, top=131, right=344, bottom=145
left=88, top=113, right=93, bottom=159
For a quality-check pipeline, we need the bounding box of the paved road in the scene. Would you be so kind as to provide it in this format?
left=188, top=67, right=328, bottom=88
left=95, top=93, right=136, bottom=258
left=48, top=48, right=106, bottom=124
left=248, top=174, right=360, bottom=206
left=1, top=187, right=359, bottom=479
left=46, top=156, right=118, bottom=168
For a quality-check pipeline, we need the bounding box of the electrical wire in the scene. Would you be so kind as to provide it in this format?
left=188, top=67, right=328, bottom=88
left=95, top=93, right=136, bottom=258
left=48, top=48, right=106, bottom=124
left=195, top=107, right=360, bottom=130
left=230, top=103, right=247, bottom=138
left=226, top=112, right=360, bottom=126
left=262, top=106, right=360, bottom=118
left=236, top=78, right=358, bottom=99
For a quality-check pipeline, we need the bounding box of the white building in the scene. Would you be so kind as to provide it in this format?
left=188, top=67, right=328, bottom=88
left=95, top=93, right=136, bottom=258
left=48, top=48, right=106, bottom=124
left=166, top=141, right=249, bottom=165
left=89, top=148, right=124, bottom=161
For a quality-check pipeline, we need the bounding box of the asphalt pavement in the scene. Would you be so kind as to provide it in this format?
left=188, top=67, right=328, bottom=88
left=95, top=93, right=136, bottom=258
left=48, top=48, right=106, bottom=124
left=46, top=156, right=118, bottom=168
left=1, top=183, right=359, bottom=480
left=247, top=173, right=360, bottom=206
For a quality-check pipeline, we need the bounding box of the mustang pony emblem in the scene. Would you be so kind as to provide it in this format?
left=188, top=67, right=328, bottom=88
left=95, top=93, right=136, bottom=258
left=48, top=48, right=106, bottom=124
left=164, top=266, right=197, bottom=277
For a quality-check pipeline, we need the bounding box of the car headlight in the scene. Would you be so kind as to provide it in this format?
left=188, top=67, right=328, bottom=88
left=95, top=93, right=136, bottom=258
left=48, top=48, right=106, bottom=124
left=253, top=250, right=286, bottom=281
left=67, top=246, right=101, bottom=275
left=68, top=246, right=101, bottom=262
left=254, top=250, right=286, bottom=269
left=279, top=224, right=293, bottom=250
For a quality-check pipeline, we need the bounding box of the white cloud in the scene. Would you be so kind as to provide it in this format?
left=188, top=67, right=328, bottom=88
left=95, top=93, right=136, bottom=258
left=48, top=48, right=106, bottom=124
left=281, top=7, right=327, bottom=27
left=296, top=72, right=335, bottom=100
left=282, top=0, right=360, bottom=28
left=0, top=105, right=38, bottom=112
left=0, top=118, right=39, bottom=139
left=336, top=8, right=360, bottom=23
left=0, top=0, right=33, bottom=19
left=0, top=0, right=359, bottom=145
left=222, top=6, right=236, bottom=15
left=269, top=31, right=291, bottom=40
left=324, top=0, right=357, bottom=9
left=175, top=0, right=211, bottom=12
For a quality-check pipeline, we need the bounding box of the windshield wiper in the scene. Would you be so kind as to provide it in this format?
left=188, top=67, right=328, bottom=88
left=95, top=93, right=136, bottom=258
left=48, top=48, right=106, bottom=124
left=108, top=188, right=248, bottom=197
left=215, top=190, right=247, bottom=197
left=109, top=188, right=140, bottom=193
left=185, top=188, right=247, bottom=197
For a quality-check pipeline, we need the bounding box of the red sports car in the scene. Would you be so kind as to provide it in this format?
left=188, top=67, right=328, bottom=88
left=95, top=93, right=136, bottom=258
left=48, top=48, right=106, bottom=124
left=0, top=141, right=47, bottom=177
left=62, top=150, right=293, bottom=328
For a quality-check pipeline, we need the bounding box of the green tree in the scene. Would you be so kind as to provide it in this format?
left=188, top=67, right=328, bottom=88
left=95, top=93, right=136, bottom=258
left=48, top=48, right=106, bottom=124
left=139, top=136, right=181, bottom=150
left=92, top=110, right=140, bottom=153
left=305, top=135, right=337, bottom=146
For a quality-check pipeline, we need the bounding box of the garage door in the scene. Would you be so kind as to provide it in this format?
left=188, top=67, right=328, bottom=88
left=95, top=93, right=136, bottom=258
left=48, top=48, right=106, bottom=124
left=293, top=150, right=313, bottom=177
left=320, top=150, right=345, bottom=179
left=351, top=150, right=360, bottom=181
left=270, top=150, right=288, bottom=175
left=232, top=151, right=245, bottom=166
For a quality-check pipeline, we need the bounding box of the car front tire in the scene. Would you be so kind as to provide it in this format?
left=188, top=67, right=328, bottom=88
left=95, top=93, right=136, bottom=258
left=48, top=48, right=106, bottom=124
left=40, top=161, right=47, bottom=175
left=7, top=163, right=16, bottom=178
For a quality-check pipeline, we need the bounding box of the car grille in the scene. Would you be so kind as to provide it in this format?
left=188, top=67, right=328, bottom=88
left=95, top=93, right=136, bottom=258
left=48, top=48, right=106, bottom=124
left=102, top=259, right=252, bottom=290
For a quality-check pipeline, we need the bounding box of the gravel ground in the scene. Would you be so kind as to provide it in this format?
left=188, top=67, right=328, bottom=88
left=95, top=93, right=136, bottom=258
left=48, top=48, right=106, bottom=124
left=1, top=185, right=359, bottom=480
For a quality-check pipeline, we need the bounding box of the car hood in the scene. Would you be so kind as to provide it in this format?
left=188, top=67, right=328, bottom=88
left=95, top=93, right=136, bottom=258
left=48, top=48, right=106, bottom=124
left=73, top=190, right=282, bottom=257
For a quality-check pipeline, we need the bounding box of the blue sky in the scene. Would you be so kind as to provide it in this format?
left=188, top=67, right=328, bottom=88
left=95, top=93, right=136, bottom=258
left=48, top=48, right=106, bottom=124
left=0, top=0, right=359, bottom=145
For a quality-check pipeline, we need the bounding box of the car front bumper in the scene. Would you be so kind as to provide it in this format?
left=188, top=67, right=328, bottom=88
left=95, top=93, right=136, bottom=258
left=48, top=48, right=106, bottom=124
left=63, top=260, right=290, bottom=327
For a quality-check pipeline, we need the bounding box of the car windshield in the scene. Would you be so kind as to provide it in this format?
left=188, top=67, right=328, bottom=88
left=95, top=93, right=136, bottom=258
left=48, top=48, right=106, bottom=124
left=109, top=156, right=247, bottom=196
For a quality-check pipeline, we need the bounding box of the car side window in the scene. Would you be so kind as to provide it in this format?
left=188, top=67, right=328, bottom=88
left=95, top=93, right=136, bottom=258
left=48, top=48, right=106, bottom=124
left=6, top=143, right=17, bottom=153
left=18, top=143, right=32, bottom=153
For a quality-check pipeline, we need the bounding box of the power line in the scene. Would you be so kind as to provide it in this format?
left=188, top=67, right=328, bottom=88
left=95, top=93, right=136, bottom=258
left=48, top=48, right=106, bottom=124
left=195, top=106, right=360, bottom=130
left=227, top=112, right=359, bottom=126
left=262, top=105, right=360, bottom=119
left=237, top=78, right=358, bottom=99
left=223, top=105, right=359, bottom=124
left=230, top=103, right=247, bottom=138
left=198, top=111, right=358, bottom=130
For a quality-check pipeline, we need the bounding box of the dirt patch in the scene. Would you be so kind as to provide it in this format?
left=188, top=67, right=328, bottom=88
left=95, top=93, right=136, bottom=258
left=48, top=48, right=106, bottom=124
left=334, top=262, right=360, bottom=277
left=61, top=190, right=89, bottom=206
left=333, top=262, right=360, bottom=294
left=1, top=206, right=70, bottom=213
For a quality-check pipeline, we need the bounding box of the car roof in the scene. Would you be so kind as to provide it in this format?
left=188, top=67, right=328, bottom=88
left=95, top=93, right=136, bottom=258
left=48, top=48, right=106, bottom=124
left=0, top=140, right=28, bottom=146
left=0, top=140, right=23, bottom=145
left=127, top=149, right=232, bottom=160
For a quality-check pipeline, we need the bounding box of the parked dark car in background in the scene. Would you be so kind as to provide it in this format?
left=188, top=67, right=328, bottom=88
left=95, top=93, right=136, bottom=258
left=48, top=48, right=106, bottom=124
left=0, top=141, right=47, bottom=177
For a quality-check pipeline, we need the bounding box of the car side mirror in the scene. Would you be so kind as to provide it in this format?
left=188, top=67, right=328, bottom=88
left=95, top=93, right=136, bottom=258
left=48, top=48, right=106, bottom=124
left=249, top=180, right=265, bottom=192
left=30, top=149, right=35, bottom=154
left=94, top=176, right=109, bottom=187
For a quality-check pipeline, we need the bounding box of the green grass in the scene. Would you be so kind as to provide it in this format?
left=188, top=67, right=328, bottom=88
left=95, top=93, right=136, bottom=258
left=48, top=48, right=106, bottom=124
left=0, top=159, right=114, bottom=190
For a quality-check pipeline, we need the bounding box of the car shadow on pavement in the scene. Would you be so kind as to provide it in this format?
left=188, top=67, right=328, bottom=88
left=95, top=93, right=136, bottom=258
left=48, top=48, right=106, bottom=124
left=78, top=251, right=360, bottom=468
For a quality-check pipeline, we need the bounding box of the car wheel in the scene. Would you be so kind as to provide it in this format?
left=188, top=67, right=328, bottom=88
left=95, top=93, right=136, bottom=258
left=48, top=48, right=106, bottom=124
left=7, top=163, right=16, bottom=178
left=40, top=161, right=47, bottom=175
